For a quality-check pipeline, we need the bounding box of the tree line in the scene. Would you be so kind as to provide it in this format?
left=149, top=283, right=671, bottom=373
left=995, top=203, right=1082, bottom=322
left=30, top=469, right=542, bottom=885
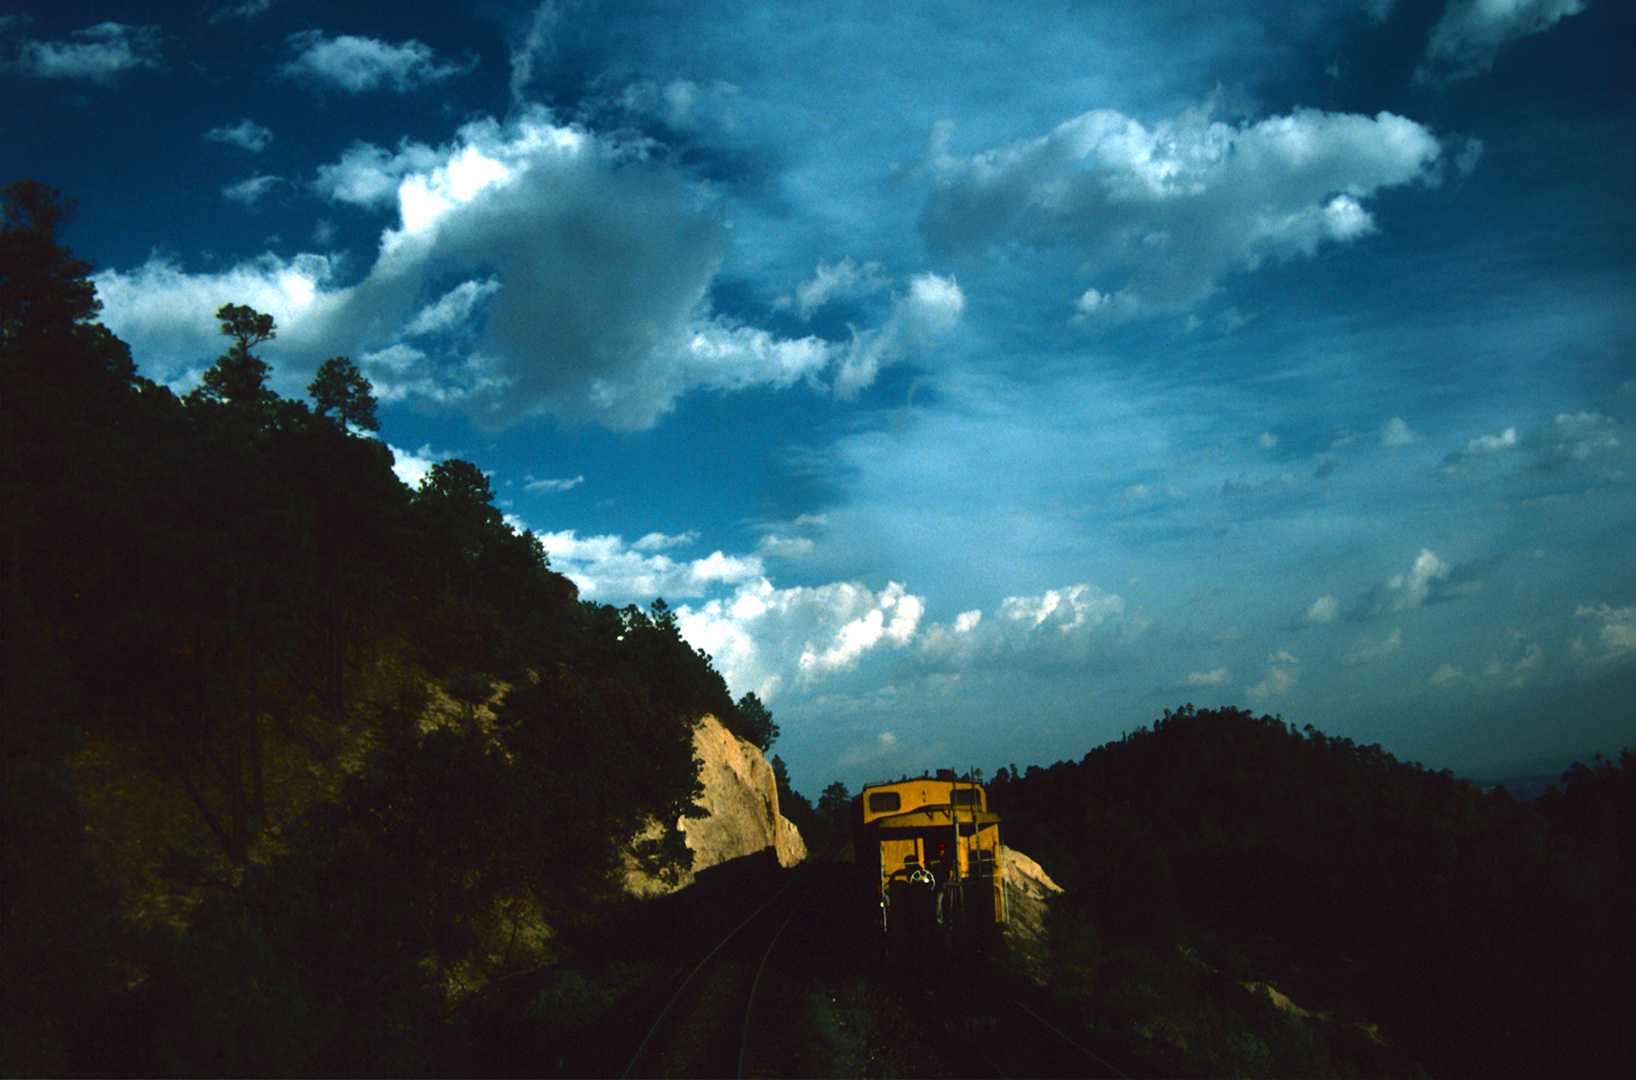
left=987, top=705, right=1633, bottom=1077
left=1, top=179, right=777, bottom=1075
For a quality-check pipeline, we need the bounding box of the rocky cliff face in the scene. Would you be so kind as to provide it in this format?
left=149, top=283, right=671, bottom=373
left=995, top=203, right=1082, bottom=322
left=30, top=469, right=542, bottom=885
left=625, top=714, right=807, bottom=897
left=1002, top=845, right=1062, bottom=946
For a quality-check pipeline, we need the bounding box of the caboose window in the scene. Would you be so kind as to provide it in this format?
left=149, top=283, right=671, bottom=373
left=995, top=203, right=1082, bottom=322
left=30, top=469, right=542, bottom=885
left=868, top=791, right=901, bottom=813
left=950, top=788, right=979, bottom=805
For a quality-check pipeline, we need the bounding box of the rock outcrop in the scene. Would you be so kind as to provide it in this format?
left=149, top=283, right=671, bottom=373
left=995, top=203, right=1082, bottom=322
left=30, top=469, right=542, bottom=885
left=625, top=714, right=807, bottom=896
left=1001, top=845, right=1062, bottom=946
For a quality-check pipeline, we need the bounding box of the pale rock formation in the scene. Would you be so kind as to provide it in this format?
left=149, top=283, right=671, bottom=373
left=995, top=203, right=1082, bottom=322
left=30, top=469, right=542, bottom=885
left=1001, top=845, right=1062, bottom=945
left=625, top=714, right=807, bottom=896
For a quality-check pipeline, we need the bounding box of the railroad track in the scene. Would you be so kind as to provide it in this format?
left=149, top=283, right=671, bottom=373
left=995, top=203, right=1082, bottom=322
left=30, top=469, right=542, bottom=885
left=619, top=859, right=824, bottom=1079
left=554, top=851, right=1129, bottom=1079
left=982, top=997, right=1130, bottom=1079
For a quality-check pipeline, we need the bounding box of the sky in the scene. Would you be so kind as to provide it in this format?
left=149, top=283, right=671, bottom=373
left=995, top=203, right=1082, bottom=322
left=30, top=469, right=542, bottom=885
left=4, top=0, right=1631, bottom=793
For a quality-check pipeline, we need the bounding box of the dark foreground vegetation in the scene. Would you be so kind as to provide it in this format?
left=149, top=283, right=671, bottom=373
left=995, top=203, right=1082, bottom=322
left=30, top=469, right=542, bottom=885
left=989, top=707, right=1634, bottom=1078
left=1, top=180, right=775, bottom=1076
left=4, top=181, right=1631, bottom=1077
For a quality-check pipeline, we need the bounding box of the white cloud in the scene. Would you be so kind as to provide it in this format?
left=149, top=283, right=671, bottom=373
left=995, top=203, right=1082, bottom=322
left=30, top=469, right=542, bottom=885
left=507, top=2, right=561, bottom=104
left=787, top=259, right=890, bottom=318
left=101, top=108, right=909, bottom=430
left=1182, top=666, right=1232, bottom=687
left=403, top=278, right=502, bottom=337
left=283, top=31, right=474, bottom=93
left=223, top=175, right=282, bottom=207
left=1466, top=426, right=1519, bottom=454
left=1445, top=412, right=1623, bottom=477
left=833, top=273, right=964, bottom=397
left=210, top=0, right=278, bottom=21
left=1420, top=0, right=1589, bottom=83
left=91, top=252, right=342, bottom=390
left=1342, top=627, right=1403, bottom=665
left=923, top=106, right=1440, bottom=316
left=313, top=140, right=446, bottom=207
left=524, top=474, right=584, bottom=493
left=632, top=531, right=700, bottom=552
left=1247, top=651, right=1300, bottom=701
left=676, top=578, right=930, bottom=702
left=1305, top=595, right=1340, bottom=624
left=756, top=534, right=816, bottom=559
left=1382, top=417, right=1418, bottom=446
left=836, top=731, right=902, bottom=771
left=204, top=119, right=274, bottom=153
left=1572, top=604, right=1635, bottom=673
left=799, top=583, right=924, bottom=673
left=1389, top=548, right=1451, bottom=611
left=12, top=22, right=161, bottom=83
left=999, top=585, right=1123, bottom=634
left=540, top=528, right=765, bottom=607
left=388, top=443, right=447, bottom=488
left=1542, top=412, right=1620, bottom=468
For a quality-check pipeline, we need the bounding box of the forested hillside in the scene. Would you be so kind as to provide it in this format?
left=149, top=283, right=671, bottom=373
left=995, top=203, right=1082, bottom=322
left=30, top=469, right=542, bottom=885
left=989, top=706, right=1633, bottom=1077
left=0, top=180, right=773, bottom=1076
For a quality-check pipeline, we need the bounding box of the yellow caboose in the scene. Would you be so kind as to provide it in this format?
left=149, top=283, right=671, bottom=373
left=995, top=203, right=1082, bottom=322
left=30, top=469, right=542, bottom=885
left=854, top=770, right=1006, bottom=939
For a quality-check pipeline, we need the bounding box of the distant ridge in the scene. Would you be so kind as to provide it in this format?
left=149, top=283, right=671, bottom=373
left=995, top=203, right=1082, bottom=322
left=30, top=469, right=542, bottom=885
left=1461, top=748, right=1620, bottom=801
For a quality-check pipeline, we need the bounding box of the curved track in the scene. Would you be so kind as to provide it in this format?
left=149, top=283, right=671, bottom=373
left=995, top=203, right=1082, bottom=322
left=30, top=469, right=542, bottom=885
left=620, top=861, right=822, bottom=1079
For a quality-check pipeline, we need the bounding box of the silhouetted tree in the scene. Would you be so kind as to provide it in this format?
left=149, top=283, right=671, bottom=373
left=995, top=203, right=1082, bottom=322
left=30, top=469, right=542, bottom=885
left=307, top=356, right=378, bottom=432
left=736, top=691, right=778, bottom=752
left=190, top=303, right=276, bottom=413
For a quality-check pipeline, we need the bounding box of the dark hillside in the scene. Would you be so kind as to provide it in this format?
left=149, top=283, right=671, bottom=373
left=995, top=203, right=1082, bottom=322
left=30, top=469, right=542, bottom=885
left=989, top=705, right=1634, bottom=1077
left=1, top=181, right=767, bottom=1076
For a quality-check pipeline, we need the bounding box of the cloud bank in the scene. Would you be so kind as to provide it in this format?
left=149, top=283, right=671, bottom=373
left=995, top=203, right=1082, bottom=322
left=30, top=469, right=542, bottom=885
left=282, top=31, right=474, bottom=93
left=94, top=108, right=960, bottom=429
left=1420, top=0, right=1591, bottom=82
left=9, top=22, right=162, bottom=83
left=923, top=107, right=1441, bottom=317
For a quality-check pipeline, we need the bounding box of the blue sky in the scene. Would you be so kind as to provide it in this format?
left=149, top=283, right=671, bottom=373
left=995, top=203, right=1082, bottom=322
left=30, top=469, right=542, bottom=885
left=5, top=0, right=1631, bottom=793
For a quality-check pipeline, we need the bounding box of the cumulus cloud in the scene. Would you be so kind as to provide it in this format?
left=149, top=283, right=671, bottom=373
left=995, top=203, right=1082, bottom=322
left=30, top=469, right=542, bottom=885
left=101, top=108, right=922, bottom=430
left=1342, top=627, right=1403, bottom=665
left=1443, top=412, right=1622, bottom=477
left=11, top=22, right=161, bottom=83
left=676, top=578, right=929, bottom=702
left=836, top=731, right=902, bottom=771
left=91, top=251, right=343, bottom=391
left=1382, top=417, right=1418, bottom=446
left=1182, top=666, right=1232, bottom=687
left=1420, top=0, right=1590, bottom=83
left=1467, top=426, right=1519, bottom=454
left=388, top=443, right=447, bottom=488
left=222, top=175, right=282, bottom=207
left=1572, top=604, right=1635, bottom=673
left=833, top=272, right=964, bottom=396
left=915, top=584, right=1130, bottom=674
left=1539, top=412, right=1621, bottom=472
left=282, top=30, right=474, bottom=93
left=210, top=0, right=278, bottom=21
left=507, top=2, right=560, bottom=104
left=204, top=119, right=274, bottom=153
left=1247, top=651, right=1300, bottom=701
left=1351, top=549, right=1498, bottom=620
left=540, top=528, right=765, bottom=608
left=923, top=106, right=1440, bottom=317
left=1305, top=595, right=1340, bottom=624
left=1377, top=548, right=1450, bottom=614
left=524, top=474, right=584, bottom=493
left=787, top=259, right=890, bottom=319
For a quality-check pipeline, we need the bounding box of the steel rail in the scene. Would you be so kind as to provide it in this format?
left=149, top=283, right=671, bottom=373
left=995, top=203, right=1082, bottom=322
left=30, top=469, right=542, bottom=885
left=619, top=863, right=816, bottom=1079
left=736, top=873, right=821, bottom=1079
left=1011, top=997, right=1131, bottom=1079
